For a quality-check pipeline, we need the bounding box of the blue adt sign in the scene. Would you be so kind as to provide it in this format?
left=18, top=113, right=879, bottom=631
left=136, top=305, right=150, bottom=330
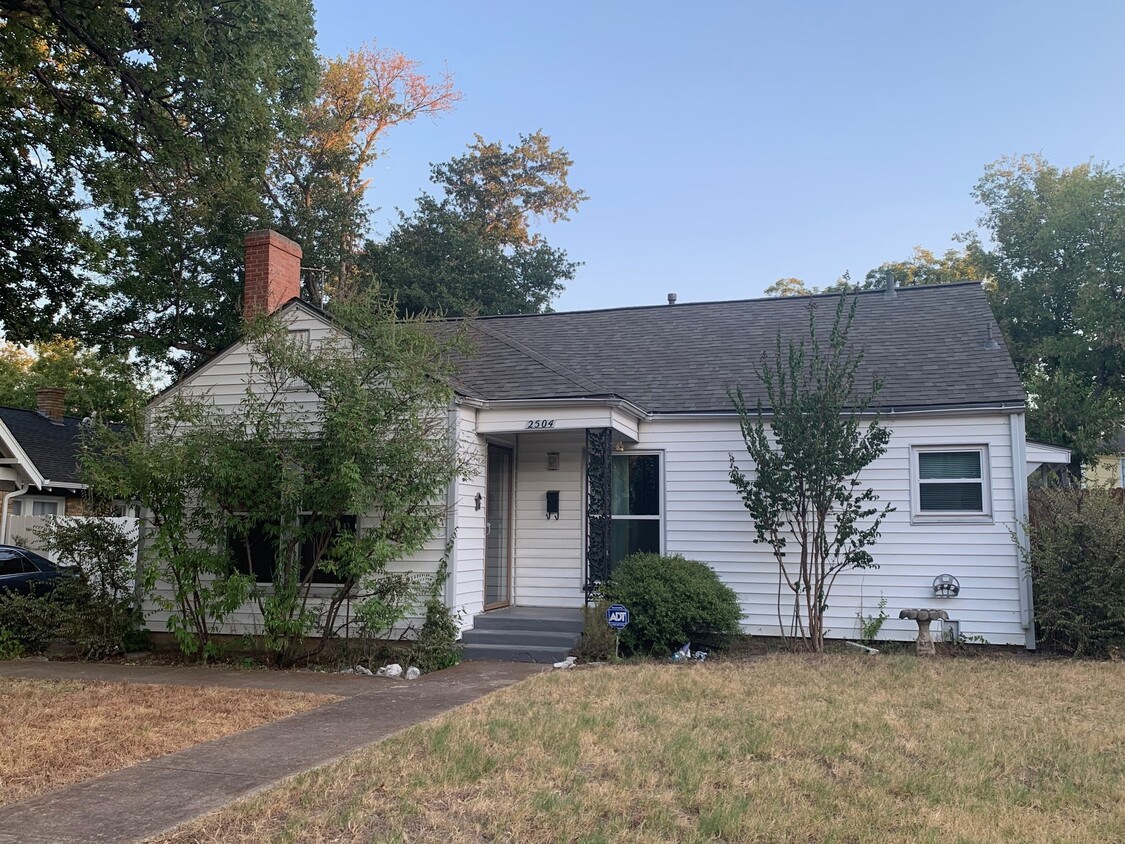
left=606, top=603, right=630, bottom=630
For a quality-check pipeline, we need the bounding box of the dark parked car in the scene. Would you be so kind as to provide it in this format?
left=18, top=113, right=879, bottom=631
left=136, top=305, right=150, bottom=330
left=0, top=545, right=74, bottom=596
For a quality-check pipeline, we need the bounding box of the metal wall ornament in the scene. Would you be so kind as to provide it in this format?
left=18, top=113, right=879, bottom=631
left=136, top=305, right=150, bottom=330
left=933, top=573, right=960, bottom=598
left=585, top=427, right=613, bottom=594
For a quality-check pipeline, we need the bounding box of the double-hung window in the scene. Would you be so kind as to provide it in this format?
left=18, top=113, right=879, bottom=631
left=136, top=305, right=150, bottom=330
left=609, top=454, right=662, bottom=567
left=912, top=446, right=991, bottom=519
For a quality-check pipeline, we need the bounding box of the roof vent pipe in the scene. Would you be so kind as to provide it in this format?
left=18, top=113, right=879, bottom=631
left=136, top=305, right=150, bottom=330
left=884, top=272, right=897, bottom=299
left=667, top=293, right=677, bottom=305
left=984, top=322, right=1001, bottom=350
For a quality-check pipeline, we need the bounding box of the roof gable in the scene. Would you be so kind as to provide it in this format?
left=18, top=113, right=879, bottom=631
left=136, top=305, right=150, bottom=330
left=0, top=407, right=84, bottom=486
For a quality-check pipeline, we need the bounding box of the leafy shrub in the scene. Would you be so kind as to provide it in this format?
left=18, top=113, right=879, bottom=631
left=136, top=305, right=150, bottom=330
left=410, top=598, right=462, bottom=673
left=1028, top=488, right=1125, bottom=657
left=0, top=627, right=26, bottom=660
left=575, top=598, right=618, bottom=662
left=0, top=589, right=63, bottom=654
left=605, top=553, right=743, bottom=656
left=33, top=517, right=142, bottom=658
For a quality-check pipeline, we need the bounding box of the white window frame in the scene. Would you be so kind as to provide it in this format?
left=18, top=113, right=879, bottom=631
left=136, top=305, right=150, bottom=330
left=1119, top=457, right=1124, bottom=489
left=609, top=451, right=664, bottom=563
left=7, top=496, right=63, bottom=517
left=910, top=445, right=992, bottom=523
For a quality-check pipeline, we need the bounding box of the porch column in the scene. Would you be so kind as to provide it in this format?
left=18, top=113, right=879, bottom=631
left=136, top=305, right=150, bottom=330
left=585, top=427, right=612, bottom=594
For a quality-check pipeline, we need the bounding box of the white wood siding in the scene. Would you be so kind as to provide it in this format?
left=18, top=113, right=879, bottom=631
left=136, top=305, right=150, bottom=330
left=512, top=430, right=586, bottom=608
left=452, top=407, right=487, bottom=627
left=636, top=413, right=1025, bottom=646
left=149, top=306, right=336, bottom=416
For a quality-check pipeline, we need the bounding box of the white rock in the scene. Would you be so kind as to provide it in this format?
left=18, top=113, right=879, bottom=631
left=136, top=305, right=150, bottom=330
left=405, top=666, right=421, bottom=680
left=354, top=665, right=373, bottom=675
left=338, top=667, right=355, bottom=674
left=375, top=666, right=388, bottom=676
left=383, top=662, right=403, bottom=677
left=553, top=656, right=577, bottom=669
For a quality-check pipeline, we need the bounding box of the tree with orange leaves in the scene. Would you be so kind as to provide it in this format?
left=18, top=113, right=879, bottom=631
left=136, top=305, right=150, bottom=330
left=266, top=44, right=461, bottom=303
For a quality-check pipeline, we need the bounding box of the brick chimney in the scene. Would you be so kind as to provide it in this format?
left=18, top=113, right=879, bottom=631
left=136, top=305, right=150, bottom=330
left=243, top=230, right=303, bottom=320
left=36, top=387, right=65, bottom=423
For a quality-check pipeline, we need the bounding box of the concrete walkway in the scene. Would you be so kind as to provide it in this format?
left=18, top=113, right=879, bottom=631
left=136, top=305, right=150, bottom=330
left=0, top=659, right=547, bottom=843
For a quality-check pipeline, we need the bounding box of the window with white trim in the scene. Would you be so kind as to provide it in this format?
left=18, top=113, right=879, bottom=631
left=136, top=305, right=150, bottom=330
left=912, top=446, right=991, bottom=518
left=610, top=454, right=661, bottom=567
left=31, top=500, right=60, bottom=517
left=6, top=497, right=63, bottom=517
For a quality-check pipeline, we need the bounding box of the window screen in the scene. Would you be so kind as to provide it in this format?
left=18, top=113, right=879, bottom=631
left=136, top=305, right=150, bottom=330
left=918, top=450, right=985, bottom=512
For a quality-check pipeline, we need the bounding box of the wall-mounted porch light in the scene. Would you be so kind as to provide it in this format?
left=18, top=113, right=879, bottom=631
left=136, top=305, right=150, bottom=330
left=474, top=492, right=482, bottom=511
left=547, top=451, right=560, bottom=470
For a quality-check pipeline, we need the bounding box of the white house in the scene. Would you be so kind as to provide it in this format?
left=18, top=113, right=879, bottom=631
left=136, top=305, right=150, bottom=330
left=146, top=230, right=1070, bottom=657
left=1, top=391, right=91, bottom=546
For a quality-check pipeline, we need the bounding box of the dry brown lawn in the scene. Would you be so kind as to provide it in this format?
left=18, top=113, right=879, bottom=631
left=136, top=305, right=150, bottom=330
left=155, top=655, right=1125, bottom=844
left=0, top=678, right=334, bottom=806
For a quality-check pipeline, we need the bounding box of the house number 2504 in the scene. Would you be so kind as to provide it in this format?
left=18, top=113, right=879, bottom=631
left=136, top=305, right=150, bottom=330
left=525, top=419, right=556, bottom=429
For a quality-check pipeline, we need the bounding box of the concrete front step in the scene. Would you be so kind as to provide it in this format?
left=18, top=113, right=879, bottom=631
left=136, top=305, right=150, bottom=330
left=462, top=642, right=574, bottom=663
left=462, top=606, right=584, bottom=663
left=461, top=627, right=580, bottom=649
left=472, top=612, right=584, bottom=635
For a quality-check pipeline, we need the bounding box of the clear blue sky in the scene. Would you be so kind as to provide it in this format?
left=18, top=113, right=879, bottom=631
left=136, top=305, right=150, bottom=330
left=313, top=0, right=1125, bottom=311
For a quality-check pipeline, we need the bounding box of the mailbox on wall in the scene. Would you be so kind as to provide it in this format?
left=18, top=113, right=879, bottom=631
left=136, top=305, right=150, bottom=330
left=546, top=490, right=560, bottom=519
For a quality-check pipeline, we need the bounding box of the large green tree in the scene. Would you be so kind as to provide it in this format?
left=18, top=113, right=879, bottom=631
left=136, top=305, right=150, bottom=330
left=863, top=245, right=988, bottom=290
left=1, top=0, right=318, bottom=368
left=0, top=338, right=145, bottom=425
left=363, top=131, right=587, bottom=316
left=973, top=155, right=1125, bottom=473
left=265, top=45, right=460, bottom=304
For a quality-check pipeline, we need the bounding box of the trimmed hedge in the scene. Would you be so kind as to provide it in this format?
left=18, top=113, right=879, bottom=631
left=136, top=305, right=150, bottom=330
left=605, top=553, right=742, bottom=656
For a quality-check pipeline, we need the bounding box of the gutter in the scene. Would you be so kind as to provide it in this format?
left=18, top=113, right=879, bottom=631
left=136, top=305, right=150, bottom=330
left=649, top=402, right=1028, bottom=421
left=0, top=484, right=28, bottom=545
left=455, top=395, right=651, bottom=421
left=443, top=402, right=459, bottom=611
left=1009, top=412, right=1035, bottom=649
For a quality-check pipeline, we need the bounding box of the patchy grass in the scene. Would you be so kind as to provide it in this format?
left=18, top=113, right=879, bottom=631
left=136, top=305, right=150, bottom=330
left=156, top=656, right=1125, bottom=844
left=0, top=679, right=335, bottom=806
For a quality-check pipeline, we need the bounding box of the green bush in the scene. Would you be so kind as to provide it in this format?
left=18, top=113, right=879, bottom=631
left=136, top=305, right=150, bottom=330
left=605, top=553, right=743, bottom=656
left=33, top=517, right=142, bottom=658
left=1028, top=488, right=1125, bottom=657
left=410, top=598, right=463, bottom=673
left=575, top=598, right=618, bottom=662
left=0, top=627, right=26, bottom=660
left=0, top=589, right=64, bottom=654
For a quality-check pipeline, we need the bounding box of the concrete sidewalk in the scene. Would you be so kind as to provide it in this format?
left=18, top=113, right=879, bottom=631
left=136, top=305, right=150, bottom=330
left=0, top=660, right=547, bottom=843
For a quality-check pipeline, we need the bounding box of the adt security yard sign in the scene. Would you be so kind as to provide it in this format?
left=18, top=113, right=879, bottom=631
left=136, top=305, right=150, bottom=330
left=606, top=603, right=630, bottom=630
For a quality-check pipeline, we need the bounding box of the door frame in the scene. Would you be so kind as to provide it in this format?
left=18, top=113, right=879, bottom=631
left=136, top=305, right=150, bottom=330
left=484, top=442, right=514, bottom=610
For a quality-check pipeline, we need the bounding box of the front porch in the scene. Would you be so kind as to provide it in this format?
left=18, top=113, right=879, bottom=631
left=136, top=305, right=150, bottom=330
left=476, top=431, right=658, bottom=601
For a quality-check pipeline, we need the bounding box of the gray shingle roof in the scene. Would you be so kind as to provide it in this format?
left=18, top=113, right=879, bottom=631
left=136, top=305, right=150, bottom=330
left=452, top=283, right=1026, bottom=413
left=0, top=407, right=84, bottom=485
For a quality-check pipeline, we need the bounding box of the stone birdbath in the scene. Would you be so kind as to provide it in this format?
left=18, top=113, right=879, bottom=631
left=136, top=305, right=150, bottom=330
left=898, top=608, right=949, bottom=656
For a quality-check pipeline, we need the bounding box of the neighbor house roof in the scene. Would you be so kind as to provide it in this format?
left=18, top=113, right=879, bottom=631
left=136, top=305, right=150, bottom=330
left=451, top=282, right=1026, bottom=414
left=0, top=407, right=85, bottom=487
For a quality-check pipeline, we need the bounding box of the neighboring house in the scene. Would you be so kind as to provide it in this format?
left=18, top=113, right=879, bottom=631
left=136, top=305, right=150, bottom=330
left=1086, top=430, right=1125, bottom=488
left=0, top=390, right=89, bottom=544
left=148, top=230, right=1072, bottom=650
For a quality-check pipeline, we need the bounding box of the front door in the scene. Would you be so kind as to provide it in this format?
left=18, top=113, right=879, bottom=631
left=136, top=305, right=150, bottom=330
left=485, top=444, right=513, bottom=609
